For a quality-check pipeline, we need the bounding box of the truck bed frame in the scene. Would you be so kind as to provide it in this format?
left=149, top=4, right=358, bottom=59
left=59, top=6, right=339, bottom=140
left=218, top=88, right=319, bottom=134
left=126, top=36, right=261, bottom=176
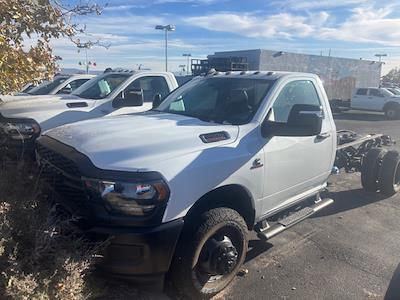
left=335, top=130, right=395, bottom=172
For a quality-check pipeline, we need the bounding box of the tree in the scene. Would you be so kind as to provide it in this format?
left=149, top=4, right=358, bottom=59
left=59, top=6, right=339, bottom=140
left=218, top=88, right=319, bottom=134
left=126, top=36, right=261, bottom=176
left=381, top=68, right=400, bottom=87
left=0, top=0, right=101, bottom=94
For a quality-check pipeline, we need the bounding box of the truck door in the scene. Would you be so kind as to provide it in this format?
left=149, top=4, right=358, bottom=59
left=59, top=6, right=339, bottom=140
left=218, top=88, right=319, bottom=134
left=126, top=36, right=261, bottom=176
left=367, top=88, right=386, bottom=111
left=262, top=79, right=335, bottom=213
left=109, top=76, right=171, bottom=116
left=351, top=88, right=368, bottom=109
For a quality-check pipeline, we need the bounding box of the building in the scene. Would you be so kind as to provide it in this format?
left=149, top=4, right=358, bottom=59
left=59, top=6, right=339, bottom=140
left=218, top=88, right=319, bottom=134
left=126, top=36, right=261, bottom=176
left=194, top=49, right=382, bottom=101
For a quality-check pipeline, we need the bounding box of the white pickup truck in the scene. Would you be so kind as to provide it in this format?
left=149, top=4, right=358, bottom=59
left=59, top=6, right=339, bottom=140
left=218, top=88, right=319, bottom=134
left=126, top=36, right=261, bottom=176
left=1, top=74, right=95, bottom=100
left=36, top=71, right=400, bottom=298
left=0, top=71, right=178, bottom=153
left=350, top=87, right=400, bottom=119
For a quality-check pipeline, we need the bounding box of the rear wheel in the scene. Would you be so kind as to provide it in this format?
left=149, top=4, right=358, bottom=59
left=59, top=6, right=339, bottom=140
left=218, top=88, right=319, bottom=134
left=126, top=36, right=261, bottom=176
left=171, top=208, right=248, bottom=299
left=361, top=148, right=387, bottom=192
left=379, top=150, right=400, bottom=196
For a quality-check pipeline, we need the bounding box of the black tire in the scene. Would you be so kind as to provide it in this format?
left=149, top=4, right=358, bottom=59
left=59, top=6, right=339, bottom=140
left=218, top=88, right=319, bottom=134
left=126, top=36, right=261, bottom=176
left=384, top=106, right=400, bottom=120
left=379, top=150, right=400, bottom=196
left=361, top=148, right=387, bottom=192
left=171, top=208, right=248, bottom=299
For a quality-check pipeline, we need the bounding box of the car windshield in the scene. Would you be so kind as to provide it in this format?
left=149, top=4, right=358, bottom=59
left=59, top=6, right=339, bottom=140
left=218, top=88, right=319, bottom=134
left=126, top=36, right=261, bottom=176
left=156, top=77, right=275, bottom=125
left=28, top=76, right=69, bottom=95
left=387, top=88, right=400, bottom=95
left=72, top=73, right=131, bottom=100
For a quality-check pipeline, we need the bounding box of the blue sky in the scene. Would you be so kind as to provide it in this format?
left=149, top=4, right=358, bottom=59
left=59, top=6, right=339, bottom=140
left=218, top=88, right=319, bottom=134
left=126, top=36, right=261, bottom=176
left=54, top=0, right=400, bottom=74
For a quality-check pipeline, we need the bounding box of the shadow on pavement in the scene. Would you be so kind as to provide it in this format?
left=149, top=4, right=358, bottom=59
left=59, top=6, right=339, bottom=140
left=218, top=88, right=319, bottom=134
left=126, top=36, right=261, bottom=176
left=314, top=188, right=389, bottom=218
left=245, top=239, right=274, bottom=263
left=385, top=262, right=400, bottom=300
left=333, top=112, right=389, bottom=122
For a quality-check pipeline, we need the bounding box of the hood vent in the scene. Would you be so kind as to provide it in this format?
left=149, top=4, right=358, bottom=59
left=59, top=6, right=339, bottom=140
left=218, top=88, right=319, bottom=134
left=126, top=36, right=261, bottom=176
left=67, top=102, right=88, bottom=108
left=200, top=131, right=230, bottom=143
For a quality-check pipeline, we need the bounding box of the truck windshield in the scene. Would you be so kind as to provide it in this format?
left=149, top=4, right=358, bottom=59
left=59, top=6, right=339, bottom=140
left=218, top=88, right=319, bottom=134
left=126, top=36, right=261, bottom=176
left=72, top=73, right=131, bottom=100
left=387, top=88, right=400, bottom=95
left=156, top=77, right=275, bottom=125
left=28, top=76, right=69, bottom=95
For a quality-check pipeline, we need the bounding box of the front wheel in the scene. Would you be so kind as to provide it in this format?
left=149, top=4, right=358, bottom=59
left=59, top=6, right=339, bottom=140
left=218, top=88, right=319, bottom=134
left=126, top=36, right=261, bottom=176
left=171, top=208, right=248, bottom=299
left=384, top=106, right=400, bottom=120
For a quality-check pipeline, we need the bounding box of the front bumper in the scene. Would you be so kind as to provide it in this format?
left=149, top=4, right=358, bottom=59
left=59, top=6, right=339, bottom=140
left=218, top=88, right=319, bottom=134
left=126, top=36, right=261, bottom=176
left=88, top=219, right=184, bottom=279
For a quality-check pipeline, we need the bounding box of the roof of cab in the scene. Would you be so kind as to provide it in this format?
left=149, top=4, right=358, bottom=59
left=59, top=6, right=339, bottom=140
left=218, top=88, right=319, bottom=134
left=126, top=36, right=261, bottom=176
left=204, top=70, right=320, bottom=80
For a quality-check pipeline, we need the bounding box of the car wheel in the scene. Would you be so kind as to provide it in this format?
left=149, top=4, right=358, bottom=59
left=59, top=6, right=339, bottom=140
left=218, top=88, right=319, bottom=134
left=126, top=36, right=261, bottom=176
left=361, top=148, right=387, bottom=192
left=379, top=150, right=400, bottom=196
left=384, top=106, right=400, bottom=120
left=171, top=207, right=248, bottom=299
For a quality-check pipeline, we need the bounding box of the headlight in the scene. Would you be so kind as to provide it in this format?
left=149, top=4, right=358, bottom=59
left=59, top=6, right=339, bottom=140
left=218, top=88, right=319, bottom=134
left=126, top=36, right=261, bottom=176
left=84, top=179, right=170, bottom=216
left=0, top=121, right=41, bottom=140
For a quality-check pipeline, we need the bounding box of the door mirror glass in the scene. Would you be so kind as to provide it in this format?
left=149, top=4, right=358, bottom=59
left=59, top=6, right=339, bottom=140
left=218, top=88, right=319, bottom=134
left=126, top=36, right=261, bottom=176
left=113, top=89, right=144, bottom=108
left=58, top=84, right=72, bottom=94
left=152, top=93, right=163, bottom=109
left=262, top=104, right=323, bottom=137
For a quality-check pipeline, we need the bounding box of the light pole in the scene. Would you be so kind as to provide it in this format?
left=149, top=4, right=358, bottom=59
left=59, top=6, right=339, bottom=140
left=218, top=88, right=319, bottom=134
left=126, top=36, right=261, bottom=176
left=375, top=53, right=387, bottom=63
left=155, top=24, right=176, bottom=72
left=182, top=53, right=192, bottom=75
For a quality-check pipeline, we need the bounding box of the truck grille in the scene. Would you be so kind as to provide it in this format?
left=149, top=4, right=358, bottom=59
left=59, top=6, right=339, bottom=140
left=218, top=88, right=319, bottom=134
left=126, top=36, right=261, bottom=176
left=36, top=144, right=80, bottom=177
left=37, top=144, right=93, bottom=221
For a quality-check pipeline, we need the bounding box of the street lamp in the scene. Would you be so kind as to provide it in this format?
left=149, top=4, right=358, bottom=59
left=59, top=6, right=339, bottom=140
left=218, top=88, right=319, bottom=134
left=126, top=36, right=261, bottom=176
left=375, top=53, right=387, bottom=63
left=155, top=24, right=176, bottom=72
left=182, top=53, right=192, bottom=75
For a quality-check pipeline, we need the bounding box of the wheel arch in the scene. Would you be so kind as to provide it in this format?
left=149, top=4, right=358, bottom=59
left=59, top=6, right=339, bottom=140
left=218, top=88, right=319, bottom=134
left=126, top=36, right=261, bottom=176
left=383, top=101, right=400, bottom=111
left=184, top=184, right=256, bottom=230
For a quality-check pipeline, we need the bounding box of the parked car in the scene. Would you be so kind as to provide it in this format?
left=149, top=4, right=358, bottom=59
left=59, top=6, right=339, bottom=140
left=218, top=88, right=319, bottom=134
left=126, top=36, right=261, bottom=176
left=0, top=70, right=178, bottom=153
left=1, top=74, right=94, bottom=101
left=350, top=87, right=400, bottom=119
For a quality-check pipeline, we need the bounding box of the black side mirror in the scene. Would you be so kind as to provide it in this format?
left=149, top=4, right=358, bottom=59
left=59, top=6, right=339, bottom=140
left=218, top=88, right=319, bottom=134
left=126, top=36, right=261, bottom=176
left=113, top=89, right=144, bottom=108
left=152, top=93, right=163, bottom=109
left=262, top=104, right=323, bottom=137
left=58, top=85, right=72, bottom=94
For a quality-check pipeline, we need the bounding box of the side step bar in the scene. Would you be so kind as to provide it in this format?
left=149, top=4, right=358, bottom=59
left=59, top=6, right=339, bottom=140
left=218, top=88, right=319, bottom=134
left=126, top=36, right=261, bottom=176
left=256, top=197, right=334, bottom=241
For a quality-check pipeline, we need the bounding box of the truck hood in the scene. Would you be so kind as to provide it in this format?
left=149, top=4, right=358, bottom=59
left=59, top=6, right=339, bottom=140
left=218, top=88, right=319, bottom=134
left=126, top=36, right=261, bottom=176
left=44, top=111, right=239, bottom=171
left=0, top=95, right=95, bottom=124
left=0, top=94, right=62, bottom=102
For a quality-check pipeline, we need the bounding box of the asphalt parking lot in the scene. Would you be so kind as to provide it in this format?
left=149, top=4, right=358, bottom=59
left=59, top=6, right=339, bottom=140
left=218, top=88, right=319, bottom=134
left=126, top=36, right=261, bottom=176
left=217, top=110, right=400, bottom=300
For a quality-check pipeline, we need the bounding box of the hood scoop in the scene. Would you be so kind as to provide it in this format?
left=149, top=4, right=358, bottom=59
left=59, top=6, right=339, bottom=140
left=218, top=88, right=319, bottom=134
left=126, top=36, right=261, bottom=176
left=200, top=131, right=231, bottom=143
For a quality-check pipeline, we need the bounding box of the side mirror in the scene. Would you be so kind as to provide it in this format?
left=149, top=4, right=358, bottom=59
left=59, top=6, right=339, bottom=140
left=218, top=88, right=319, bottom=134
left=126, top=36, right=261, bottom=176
left=152, top=93, right=163, bottom=109
left=262, top=104, right=323, bottom=137
left=113, top=89, right=144, bottom=108
left=58, top=85, right=72, bottom=94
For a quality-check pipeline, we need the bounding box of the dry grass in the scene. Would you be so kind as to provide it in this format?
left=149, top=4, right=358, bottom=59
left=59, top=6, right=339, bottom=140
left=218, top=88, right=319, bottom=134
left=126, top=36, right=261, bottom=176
left=0, top=158, right=102, bottom=300
left=0, top=156, right=164, bottom=300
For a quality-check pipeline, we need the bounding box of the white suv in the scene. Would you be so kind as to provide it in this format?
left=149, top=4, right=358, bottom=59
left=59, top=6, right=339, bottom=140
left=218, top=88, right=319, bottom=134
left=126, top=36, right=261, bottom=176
left=351, top=87, right=400, bottom=119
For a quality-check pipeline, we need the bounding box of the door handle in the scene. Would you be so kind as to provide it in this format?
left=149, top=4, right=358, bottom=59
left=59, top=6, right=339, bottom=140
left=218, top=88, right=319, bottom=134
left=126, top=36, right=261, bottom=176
left=316, top=132, right=331, bottom=140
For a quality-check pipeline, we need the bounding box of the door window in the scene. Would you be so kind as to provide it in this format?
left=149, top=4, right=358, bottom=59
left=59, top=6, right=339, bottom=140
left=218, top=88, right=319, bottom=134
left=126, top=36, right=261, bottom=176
left=269, top=80, right=321, bottom=123
left=356, top=88, right=368, bottom=96
left=125, top=76, right=170, bottom=102
left=368, top=89, right=384, bottom=97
